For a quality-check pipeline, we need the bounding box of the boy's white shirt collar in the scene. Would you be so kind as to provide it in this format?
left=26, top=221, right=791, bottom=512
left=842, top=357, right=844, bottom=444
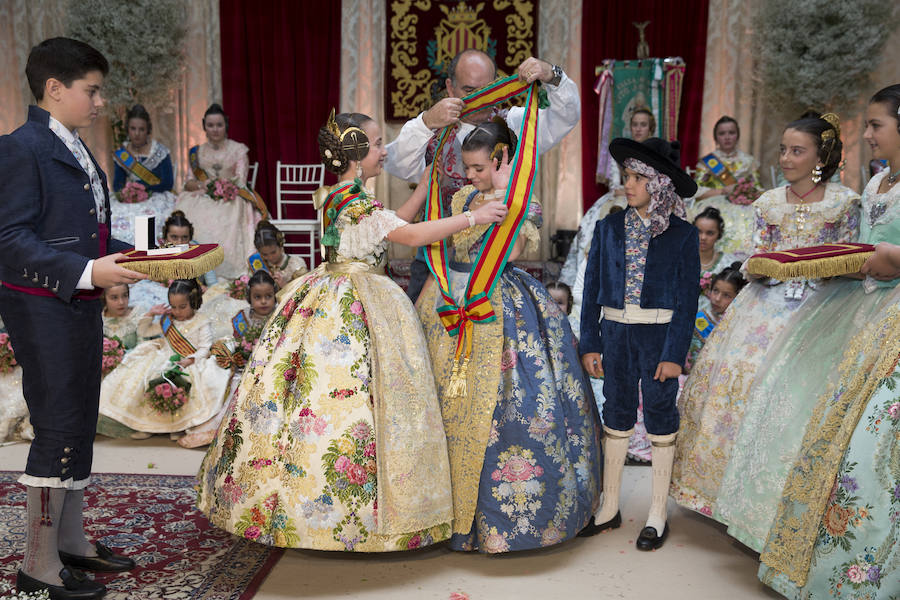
left=48, top=115, right=79, bottom=144
left=628, top=206, right=651, bottom=228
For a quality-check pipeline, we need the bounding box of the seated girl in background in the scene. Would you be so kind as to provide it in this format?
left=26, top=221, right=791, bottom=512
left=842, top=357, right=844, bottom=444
left=694, top=207, right=737, bottom=280
left=102, top=284, right=143, bottom=351
left=177, top=270, right=277, bottom=449
left=110, top=104, right=176, bottom=244
left=98, top=279, right=230, bottom=441
left=250, top=221, right=308, bottom=290
left=685, top=262, right=747, bottom=374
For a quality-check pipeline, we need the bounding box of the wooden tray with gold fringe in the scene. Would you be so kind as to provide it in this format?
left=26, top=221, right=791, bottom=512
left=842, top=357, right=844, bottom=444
left=116, top=244, right=223, bottom=281
left=744, top=243, right=874, bottom=280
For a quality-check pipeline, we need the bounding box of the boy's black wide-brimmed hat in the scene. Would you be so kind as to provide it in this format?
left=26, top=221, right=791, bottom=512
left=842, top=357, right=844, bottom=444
left=610, top=137, right=698, bottom=198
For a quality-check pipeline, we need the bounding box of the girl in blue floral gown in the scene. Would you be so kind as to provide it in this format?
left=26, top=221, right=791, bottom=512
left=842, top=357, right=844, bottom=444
left=417, top=120, right=602, bottom=553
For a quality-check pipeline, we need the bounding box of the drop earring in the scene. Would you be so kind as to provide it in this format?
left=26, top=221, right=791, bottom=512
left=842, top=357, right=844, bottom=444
left=355, top=163, right=363, bottom=180
left=811, top=164, right=823, bottom=184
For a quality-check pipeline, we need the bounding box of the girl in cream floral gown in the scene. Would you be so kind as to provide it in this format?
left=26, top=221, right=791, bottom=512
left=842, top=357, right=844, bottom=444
left=671, top=114, right=860, bottom=518
left=689, top=116, right=762, bottom=259
left=196, top=111, right=507, bottom=551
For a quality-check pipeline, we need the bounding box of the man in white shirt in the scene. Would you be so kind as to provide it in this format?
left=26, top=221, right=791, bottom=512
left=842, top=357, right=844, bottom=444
left=385, top=49, right=581, bottom=301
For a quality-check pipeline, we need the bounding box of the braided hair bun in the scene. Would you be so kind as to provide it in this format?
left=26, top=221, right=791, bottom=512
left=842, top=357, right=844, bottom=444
left=318, top=111, right=373, bottom=175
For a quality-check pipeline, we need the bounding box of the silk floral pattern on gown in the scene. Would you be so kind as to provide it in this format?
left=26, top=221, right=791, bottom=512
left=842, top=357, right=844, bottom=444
left=671, top=183, right=860, bottom=517
left=417, top=186, right=602, bottom=553
left=196, top=184, right=453, bottom=551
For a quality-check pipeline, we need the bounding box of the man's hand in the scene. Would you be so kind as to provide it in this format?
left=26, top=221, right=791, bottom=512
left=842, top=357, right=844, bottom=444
left=654, top=361, right=682, bottom=382
left=517, top=57, right=553, bottom=85
left=582, top=352, right=603, bottom=379
left=92, top=253, right=148, bottom=288
left=423, top=97, right=466, bottom=130
left=860, top=242, right=900, bottom=281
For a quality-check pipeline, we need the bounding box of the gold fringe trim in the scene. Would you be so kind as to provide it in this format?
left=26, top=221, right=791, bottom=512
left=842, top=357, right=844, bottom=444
left=745, top=251, right=873, bottom=281
left=123, top=246, right=224, bottom=282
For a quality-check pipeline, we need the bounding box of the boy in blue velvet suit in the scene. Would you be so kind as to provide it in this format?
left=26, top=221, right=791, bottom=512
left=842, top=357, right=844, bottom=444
left=578, top=138, right=699, bottom=551
left=0, top=37, right=147, bottom=599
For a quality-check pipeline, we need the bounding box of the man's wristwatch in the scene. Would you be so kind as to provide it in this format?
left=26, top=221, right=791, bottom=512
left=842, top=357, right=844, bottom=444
left=548, top=64, right=563, bottom=86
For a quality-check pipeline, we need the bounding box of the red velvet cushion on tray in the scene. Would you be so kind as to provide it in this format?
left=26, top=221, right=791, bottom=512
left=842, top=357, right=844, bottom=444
left=116, top=244, right=223, bottom=281
left=745, top=243, right=875, bottom=280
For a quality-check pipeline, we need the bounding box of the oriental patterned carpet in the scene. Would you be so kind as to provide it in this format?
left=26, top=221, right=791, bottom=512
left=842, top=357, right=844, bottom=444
left=0, top=472, right=283, bottom=599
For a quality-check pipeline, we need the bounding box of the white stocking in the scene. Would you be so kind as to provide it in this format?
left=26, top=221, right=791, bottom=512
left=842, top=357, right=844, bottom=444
left=594, top=426, right=632, bottom=524
left=646, top=431, right=677, bottom=534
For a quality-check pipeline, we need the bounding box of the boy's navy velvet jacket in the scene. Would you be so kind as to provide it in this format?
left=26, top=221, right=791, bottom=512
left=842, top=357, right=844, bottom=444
left=0, top=105, right=129, bottom=302
left=579, top=209, right=700, bottom=365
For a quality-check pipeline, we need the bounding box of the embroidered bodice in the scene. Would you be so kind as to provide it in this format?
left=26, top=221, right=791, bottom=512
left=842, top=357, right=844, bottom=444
left=313, top=183, right=408, bottom=268
left=195, top=140, right=249, bottom=186
left=751, top=183, right=860, bottom=253
left=449, top=185, right=542, bottom=263
left=860, top=170, right=900, bottom=244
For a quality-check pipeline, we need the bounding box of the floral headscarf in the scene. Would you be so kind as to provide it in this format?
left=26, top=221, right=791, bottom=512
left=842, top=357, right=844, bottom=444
left=623, top=157, right=686, bottom=237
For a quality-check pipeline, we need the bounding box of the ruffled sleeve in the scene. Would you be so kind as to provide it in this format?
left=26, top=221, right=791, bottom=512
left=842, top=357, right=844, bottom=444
left=338, top=209, right=409, bottom=259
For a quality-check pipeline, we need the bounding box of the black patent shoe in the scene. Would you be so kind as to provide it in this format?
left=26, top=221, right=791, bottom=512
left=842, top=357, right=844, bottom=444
left=60, top=542, right=135, bottom=572
left=635, top=523, right=669, bottom=551
left=16, top=567, right=107, bottom=599
left=577, top=511, right=622, bottom=537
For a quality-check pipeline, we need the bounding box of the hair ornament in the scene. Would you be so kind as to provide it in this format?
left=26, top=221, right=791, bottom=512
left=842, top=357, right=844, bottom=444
left=820, top=113, right=841, bottom=140
left=325, top=107, right=370, bottom=162
left=490, top=142, right=508, bottom=161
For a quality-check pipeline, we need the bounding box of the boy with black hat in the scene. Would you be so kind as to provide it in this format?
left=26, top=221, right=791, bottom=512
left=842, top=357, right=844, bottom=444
left=0, top=37, right=146, bottom=598
left=578, top=137, right=699, bottom=550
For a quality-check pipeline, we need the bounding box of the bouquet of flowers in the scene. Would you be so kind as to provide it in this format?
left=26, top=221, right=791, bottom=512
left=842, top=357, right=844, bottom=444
left=117, top=181, right=149, bottom=204
left=700, top=270, right=714, bottom=294
left=0, top=333, right=16, bottom=374
left=234, top=323, right=265, bottom=362
left=206, top=178, right=240, bottom=203
left=101, top=335, right=126, bottom=377
left=144, top=366, right=191, bottom=415
left=228, top=274, right=250, bottom=300
left=727, top=177, right=761, bottom=206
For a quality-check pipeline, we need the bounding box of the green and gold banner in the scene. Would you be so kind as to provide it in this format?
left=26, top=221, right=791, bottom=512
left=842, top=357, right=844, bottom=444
left=386, top=0, right=538, bottom=121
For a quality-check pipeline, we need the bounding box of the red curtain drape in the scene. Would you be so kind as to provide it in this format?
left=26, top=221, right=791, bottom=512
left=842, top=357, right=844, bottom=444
left=219, top=0, right=342, bottom=216
left=580, top=1, right=709, bottom=211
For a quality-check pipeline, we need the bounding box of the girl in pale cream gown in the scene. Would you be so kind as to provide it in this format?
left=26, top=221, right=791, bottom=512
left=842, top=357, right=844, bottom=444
left=196, top=111, right=507, bottom=551
left=689, top=116, right=762, bottom=259
left=175, top=104, right=264, bottom=278
left=99, top=279, right=229, bottom=437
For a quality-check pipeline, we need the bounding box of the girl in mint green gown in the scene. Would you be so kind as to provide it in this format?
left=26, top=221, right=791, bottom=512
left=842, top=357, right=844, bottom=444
left=744, top=85, right=900, bottom=599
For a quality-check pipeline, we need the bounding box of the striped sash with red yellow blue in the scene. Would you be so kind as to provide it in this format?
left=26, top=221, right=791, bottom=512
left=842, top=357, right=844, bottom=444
left=423, top=76, right=540, bottom=394
left=320, top=180, right=364, bottom=249
left=161, top=315, right=197, bottom=358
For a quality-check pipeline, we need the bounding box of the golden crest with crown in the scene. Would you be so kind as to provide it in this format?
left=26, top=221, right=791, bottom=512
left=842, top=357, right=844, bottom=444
left=434, top=2, right=491, bottom=74
left=386, top=0, right=537, bottom=120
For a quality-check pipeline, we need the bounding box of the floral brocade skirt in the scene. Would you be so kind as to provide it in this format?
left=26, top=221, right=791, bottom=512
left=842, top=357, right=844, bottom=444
left=196, top=265, right=453, bottom=551
left=419, top=266, right=602, bottom=553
